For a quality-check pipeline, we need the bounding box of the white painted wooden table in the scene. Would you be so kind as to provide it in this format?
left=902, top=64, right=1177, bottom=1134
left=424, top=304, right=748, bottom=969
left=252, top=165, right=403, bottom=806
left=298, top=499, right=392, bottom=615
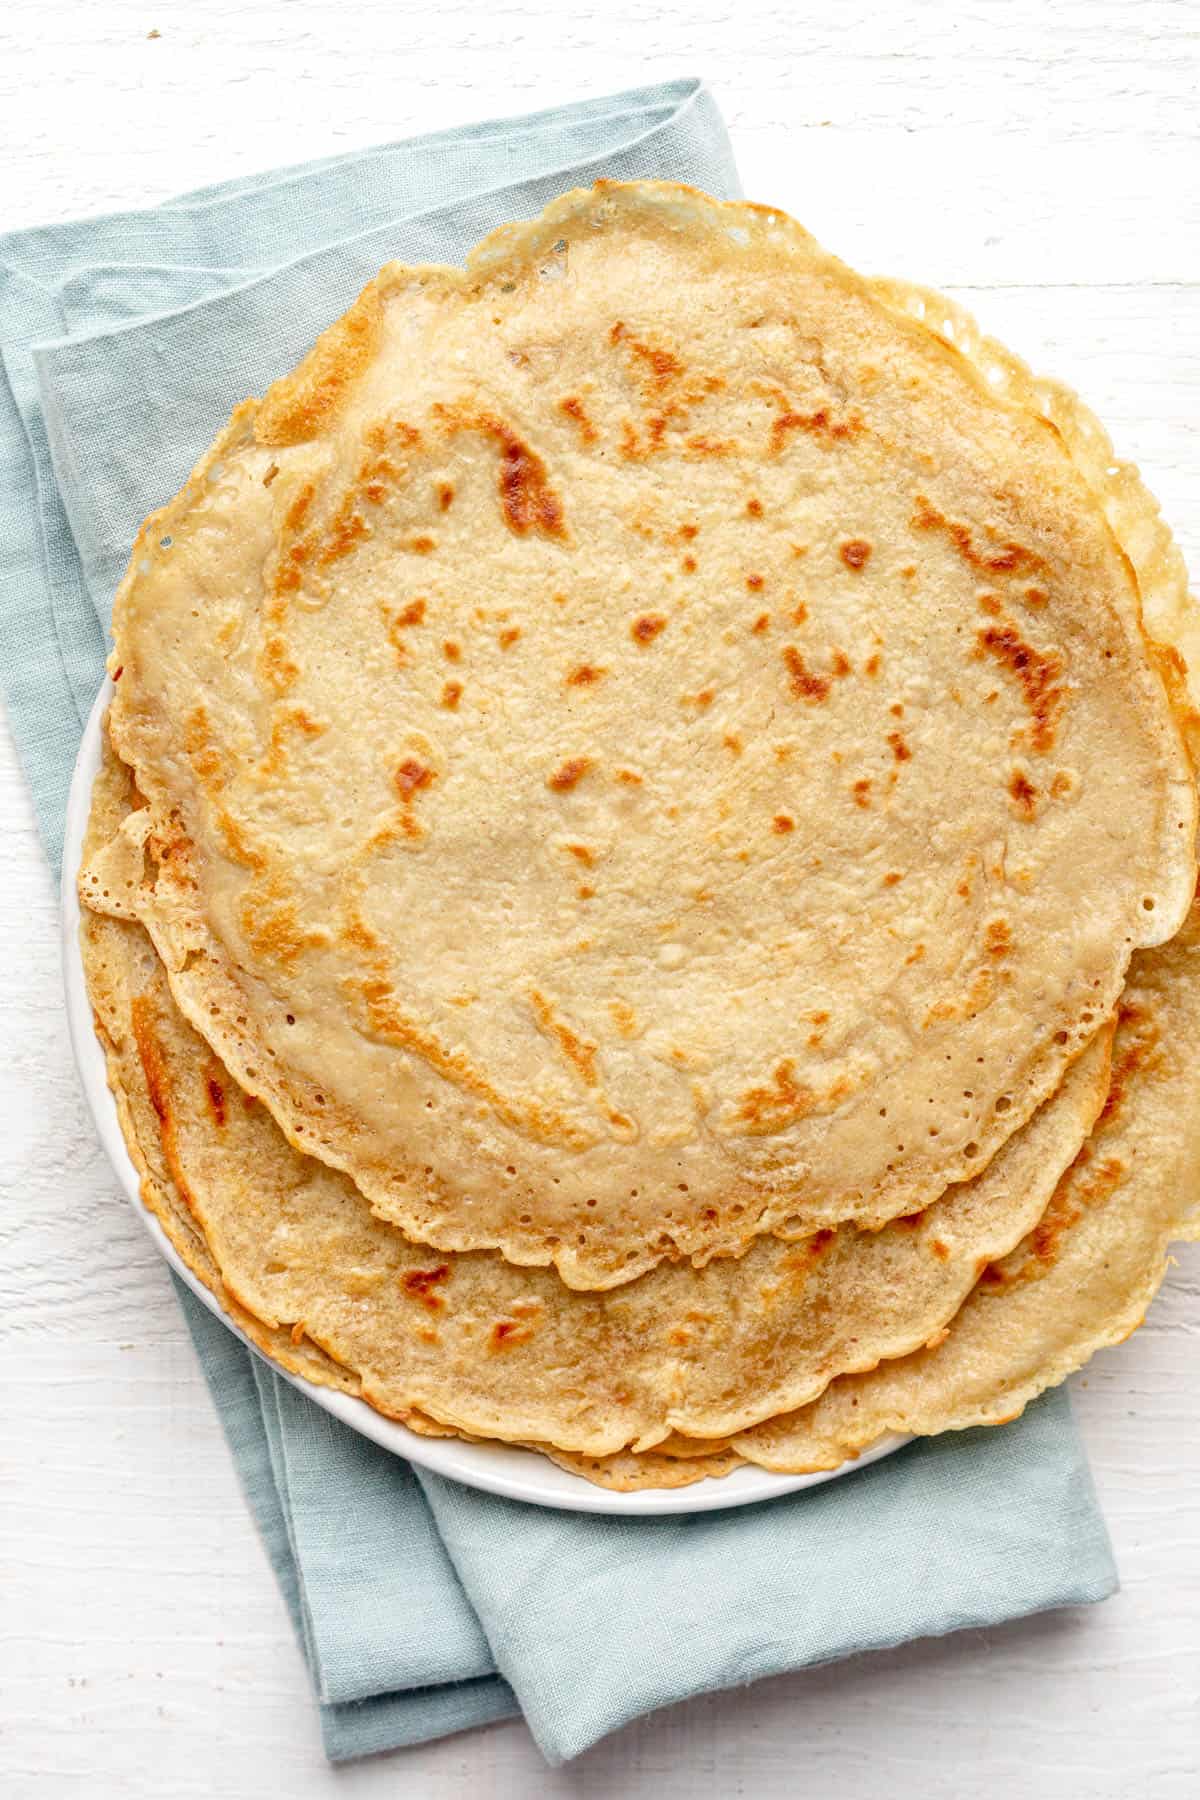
left=2, top=3, right=1198, bottom=1793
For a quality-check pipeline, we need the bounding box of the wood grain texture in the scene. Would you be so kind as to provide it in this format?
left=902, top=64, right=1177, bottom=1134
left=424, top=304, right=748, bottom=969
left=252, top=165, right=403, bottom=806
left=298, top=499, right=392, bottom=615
left=1, top=1, right=1197, bottom=1792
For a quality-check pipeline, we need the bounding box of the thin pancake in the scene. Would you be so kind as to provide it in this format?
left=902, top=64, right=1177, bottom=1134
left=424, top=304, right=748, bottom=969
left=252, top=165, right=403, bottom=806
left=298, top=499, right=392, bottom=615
left=102, top=181, right=1195, bottom=1289
left=369, top=1408, right=744, bottom=1490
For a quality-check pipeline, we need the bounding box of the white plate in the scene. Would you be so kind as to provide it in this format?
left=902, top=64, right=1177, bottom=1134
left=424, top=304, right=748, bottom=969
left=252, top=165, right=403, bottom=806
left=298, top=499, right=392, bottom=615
left=62, top=679, right=908, bottom=1514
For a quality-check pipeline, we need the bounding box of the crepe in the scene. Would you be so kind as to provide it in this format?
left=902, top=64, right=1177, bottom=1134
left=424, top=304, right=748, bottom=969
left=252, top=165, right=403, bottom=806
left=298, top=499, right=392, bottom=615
left=730, top=907, right=1200, bottom=1471
left=100, top=181, right=1196, bottom=1290
left=80, top=738, right=1113, bottom=1454
left=538, top=1443, right=742, bottom=1492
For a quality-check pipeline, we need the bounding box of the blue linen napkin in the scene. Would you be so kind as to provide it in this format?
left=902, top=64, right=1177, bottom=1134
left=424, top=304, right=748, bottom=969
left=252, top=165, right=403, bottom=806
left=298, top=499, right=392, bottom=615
left=2, top=78, right=1118, bottom=1765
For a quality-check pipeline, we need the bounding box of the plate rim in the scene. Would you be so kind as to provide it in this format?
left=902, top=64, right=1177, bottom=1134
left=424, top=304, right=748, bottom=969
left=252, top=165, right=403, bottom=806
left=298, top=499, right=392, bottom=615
left=61, top=677, right=909, bottom=1515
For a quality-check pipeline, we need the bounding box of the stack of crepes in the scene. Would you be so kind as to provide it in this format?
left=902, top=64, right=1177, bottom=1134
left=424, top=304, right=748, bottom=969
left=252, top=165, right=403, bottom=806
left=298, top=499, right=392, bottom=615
left=77, top=182, right=1200, bottom=1492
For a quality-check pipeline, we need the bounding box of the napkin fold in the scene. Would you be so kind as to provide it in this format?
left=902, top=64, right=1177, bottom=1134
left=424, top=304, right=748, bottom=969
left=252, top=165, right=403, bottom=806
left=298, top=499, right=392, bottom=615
left=178, top=1294, right=518, bottom=1758
left=2, top=78, right=1118, bottom=1766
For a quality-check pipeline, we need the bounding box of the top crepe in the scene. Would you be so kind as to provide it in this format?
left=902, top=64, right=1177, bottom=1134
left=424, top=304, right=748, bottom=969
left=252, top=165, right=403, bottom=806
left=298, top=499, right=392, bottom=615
left=104, top=181, right=1196, bottom=1289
